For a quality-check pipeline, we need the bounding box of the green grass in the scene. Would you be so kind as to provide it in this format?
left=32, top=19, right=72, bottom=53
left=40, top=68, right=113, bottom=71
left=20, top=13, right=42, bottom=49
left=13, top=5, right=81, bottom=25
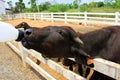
left=67, top=7, right=120, bottom=13
left=40, top=7, right=120, bottom=13
left=89, top=7, right=120, bottom=13
left=67, top=9, right=78, bottom=12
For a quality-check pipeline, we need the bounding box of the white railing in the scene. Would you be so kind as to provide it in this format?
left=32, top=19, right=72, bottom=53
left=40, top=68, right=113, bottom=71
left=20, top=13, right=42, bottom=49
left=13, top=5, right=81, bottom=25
left=5, top=12, right=120, bottom=80
left=6, top=41, right=85, bottom=80
left=6, top=41, right=120, bottom=80
left=6, top=12, right=120, bottom=25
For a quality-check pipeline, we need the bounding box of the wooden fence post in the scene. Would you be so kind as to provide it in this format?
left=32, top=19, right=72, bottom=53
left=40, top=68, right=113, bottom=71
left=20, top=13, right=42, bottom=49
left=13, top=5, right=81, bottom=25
left=64, top=12, right=67, bottom=23
left=115, top=12, right=119, bottom=24
left=51, top=12, right=54, bottom=22
left=19, top=13, right=21, bottom=18
left=18, top=42, right=29, bottom=68
left=34, top=13, right=36, bottom=20
left=29, top=14, right=30, bottom=19
left=40, top=13, right=43, bottom=20
left=24, top=13, right=25, bottom=19
left=84, top=11, right=87, bottom=26
left=116, top=66, right=120, bottom=80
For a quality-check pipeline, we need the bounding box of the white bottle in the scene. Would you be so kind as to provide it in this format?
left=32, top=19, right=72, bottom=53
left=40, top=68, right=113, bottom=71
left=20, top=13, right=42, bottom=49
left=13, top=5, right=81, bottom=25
left=0, top=21, right=24, bottom=42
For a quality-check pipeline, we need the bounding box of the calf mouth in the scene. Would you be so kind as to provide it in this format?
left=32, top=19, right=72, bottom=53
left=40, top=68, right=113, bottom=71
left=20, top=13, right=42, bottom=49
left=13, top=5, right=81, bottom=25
left=21, top=38, right=33, bottom=49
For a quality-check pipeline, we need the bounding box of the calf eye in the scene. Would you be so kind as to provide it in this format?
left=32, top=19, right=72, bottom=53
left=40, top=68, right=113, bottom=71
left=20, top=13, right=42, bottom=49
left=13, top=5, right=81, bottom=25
left=58, top=30, right=64, bottom=36
left=57, top=30, right=69, bottom=39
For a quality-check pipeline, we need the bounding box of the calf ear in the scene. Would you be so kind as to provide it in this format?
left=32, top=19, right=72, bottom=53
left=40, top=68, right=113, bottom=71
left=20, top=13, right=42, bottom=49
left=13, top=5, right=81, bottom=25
left=71, top=47, right=94, bottom=68
left=15, top=22, right=30, bottom=30
left=65, top=27, right=83, bottom=44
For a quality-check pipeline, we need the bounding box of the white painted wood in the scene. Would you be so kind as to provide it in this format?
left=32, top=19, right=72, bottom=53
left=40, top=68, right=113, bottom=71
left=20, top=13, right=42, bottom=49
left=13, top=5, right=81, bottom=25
left=6, top=41, right=85, bottom=80
left=6, top=12, right=120, bottom=25
left=94, top=58, right=120, bottom=79
left=26, top=57, right=56, bottom=80
left=51, top=12, right=54, bottom=22
left=7, top=41, right=120, bottom=79
left=64, top=12, right=67, bottom=23
left=115, top=12, right=119, bottom=24
left=18, top=42, right=29, bottom=67
left=116, top=67, right=120, bottom=80
left=69, top=58, right=120, bottom=79
left=87, top=12, right=115, bottom=15
left=28, top=50, right=86, bottom=80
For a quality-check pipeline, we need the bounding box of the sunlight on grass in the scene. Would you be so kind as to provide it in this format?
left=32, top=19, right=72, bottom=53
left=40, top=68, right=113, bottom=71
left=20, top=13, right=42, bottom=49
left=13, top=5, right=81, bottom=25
left=66, top=7, right=120, bottom=13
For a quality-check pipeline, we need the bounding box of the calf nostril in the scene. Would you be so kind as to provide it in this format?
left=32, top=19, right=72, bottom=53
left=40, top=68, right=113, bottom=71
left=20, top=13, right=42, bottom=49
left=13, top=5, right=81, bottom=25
left=25, top=29, right=32, bottom=36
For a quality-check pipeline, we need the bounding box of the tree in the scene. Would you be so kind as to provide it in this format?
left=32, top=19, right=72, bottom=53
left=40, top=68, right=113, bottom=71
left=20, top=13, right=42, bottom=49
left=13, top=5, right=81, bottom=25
left=96, top=2, right=104, bottom=7
left=114, top=0, right=120, bottom=8
left=7, top=1, right=13, bottom=9
left=80, top=3, right=90, bottom=12
left=39, top=2, right=51, bottom=11
left=73, top=0, right=78, bottom=8
left=89, top=2, right=97, bottom=7
left=28, top=0, right=36, bottom=8
left=67, top=3, right=74, bottom=9
left=73, top=0, right=81, bottom=11
left=14, top=0, right=25, bottom=13
left=28, top=0, right=37, bottom=12
left=104, top=0, right=114, bottom=7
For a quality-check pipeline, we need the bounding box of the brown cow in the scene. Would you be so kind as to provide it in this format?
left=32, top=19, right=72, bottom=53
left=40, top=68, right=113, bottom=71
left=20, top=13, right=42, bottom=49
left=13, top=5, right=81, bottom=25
left=79, top=26, right=120, bottom=64
left=16, top=22, right=119, bottom=80
left=15, top=22, right=93, bottom=66
left=20, top=24, right=120, bottom=65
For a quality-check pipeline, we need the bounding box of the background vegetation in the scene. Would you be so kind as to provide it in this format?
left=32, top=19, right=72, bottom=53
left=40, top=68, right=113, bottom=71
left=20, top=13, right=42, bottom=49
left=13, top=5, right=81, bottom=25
left=7, top=0, right=120, bottom=13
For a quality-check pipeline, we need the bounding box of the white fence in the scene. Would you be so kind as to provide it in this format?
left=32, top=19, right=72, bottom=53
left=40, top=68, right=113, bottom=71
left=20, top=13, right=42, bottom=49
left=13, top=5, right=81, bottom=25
left=6, top=41, right=120, bottom=80
left=5, top=12, right=120, bottom=80
left=6, top=12, right=120, bottom=25
left=6, top=41, right=85, bottom=80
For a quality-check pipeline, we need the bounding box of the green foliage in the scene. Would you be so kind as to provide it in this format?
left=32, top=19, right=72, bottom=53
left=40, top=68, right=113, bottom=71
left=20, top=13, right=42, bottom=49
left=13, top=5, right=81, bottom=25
left=114, top=0, right=120, bottom=8
left=89, top=2, right=97, bottom=7
left=13, top=0, right=120, bottom=13
left=73, top=0, right=81, bottom=8
left=13, top=0, right=25, bottom=13
left=27, top=0, right=37, bottom=12
left=80, top=3, right=90, bottom=12
left=67, top=3, right=74, bottom=9
left=48, top=4, right=69, bottom=12
left=104, top=0, right=114, bottom=7
left=88, top=7, right=120, bottom=13
left=7, top=1, right=13, bottom=9
left=39, top=2, right=51, bottom=11
left=29, top=0, right=36, bottom=8
left=96, top=2, right=104, bottom=7
left=22, top=8, right=31, bottom=12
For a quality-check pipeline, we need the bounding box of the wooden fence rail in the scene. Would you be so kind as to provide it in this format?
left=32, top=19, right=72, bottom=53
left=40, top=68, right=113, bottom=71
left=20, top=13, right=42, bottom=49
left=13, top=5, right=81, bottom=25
left=5, top=12, right=120, bottom=80
left=6, top=41, right=85, bottom=80
left=6, top=41, right=120, bottom=80
left=5, top=12, right=120, bottom=25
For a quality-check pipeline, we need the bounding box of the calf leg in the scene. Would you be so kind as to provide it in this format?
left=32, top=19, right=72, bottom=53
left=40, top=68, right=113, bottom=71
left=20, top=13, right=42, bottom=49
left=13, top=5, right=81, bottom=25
left=36, top=59, right=41, bottom=65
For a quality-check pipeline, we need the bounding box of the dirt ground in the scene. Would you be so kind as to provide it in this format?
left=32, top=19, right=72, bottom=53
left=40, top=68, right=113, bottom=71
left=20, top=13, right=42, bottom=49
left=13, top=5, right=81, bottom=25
left=4, top=19, right=109, bottom=33
left=0, top=42, right=46, bottom=80
left=1, top=19, right=109, bottom=80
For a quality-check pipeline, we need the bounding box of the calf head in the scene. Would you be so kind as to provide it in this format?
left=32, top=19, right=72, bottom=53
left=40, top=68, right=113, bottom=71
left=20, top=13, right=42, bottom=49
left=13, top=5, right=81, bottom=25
left=19, top=23, right=94, bottom=67
left=15, top=22, right=30, bottom=30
